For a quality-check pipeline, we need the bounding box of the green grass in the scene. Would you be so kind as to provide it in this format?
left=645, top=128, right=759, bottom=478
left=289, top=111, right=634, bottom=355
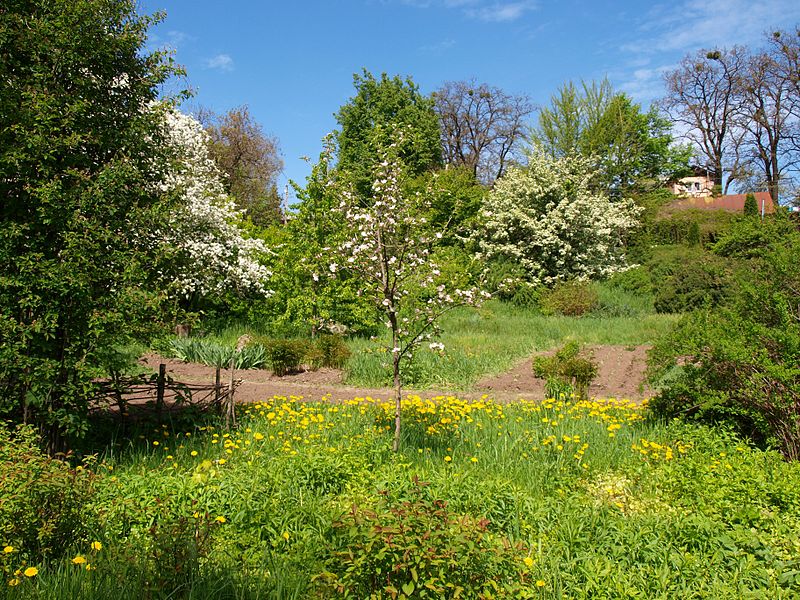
left=345, top=300, right=678, bottom=389
left=3, top=397, right=799, bottom=599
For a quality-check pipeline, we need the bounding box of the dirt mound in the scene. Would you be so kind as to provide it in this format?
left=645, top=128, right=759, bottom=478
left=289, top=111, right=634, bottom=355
left=140, top=344, right=653, bottom=404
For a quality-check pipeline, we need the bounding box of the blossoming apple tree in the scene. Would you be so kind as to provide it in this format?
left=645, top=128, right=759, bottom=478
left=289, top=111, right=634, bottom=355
left=327, top=130, right=487, bottom=451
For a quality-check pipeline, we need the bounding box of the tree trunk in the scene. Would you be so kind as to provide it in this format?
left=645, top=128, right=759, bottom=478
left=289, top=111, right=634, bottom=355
left=392, top=352, right=402, bottom=453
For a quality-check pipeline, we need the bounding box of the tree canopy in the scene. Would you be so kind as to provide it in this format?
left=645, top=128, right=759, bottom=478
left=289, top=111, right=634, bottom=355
left=334, top=70, right=442, bottom=199
left=0, top=0, right=178, bottom=449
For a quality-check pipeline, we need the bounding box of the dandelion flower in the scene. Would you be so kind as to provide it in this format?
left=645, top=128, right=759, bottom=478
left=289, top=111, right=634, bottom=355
left=72, top=555, right=86, bottom=565
left=215, top=516, right=227, bottom=524
left=444, top=456, right=452, bottom=462
left=2, top=546, right=12, bottom=554
left=536, top=580, right=545, bottom=587
left=190, top=450, right=198, bottom=457
left=523, top=556, right=534, bottom=568
left=23, top=567, right=38, bottom=577
left=90, top=541, right=102, bottom=551
left=8, top=578, right=20, bottom=587
left=282, top=531, right=290, bottom=541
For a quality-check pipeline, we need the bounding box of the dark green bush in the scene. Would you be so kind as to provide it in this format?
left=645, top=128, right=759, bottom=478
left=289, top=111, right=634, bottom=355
left=538, top=281, right=599, bottom=316
left=605, top=266, right=653, bottom=297
left=318, top=478, right=530, bottom=598
left=533, top=341, right=598, bottom=400
left=648, top=232, right=800, bottom=459
left=266, top=339, right=308, bottom=376
left=314, top=334, right=351, bottom=369
left=712, top=212, right=798, bottom=260
left=647, top=246, right=731, bottom=313
left=0, top=424, right=95, bottom=562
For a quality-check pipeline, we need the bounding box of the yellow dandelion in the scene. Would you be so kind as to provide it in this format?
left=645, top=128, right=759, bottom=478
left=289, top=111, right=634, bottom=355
left=523, top=556, right=534, bottom=568
left=2, top=546, right=12, bottom=554
left=536, top=580, right=546, bottom=587
left=23, top=567, right=38, bottom=577
left=444, top=456, right=452, bottom=462
left=215, top=516, right=227, bottom=523
left=470, top=457, right=478, bottom=463
left=282, top=531, right=290, bottom=541
left=8, top=578, right=20, bottom=587
left=90, top=541, right=102, bottom=551
left=190, top=450, right=198, bottom=457
left=72, top=555, right=86, bottom=565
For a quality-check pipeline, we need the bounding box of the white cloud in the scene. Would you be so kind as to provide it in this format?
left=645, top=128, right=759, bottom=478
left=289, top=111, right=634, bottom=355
left=418, top=38, right=457, bottom=54
left=466, top=1, right=537, bottom=22
left=623, top=0, right=800, bottom=55
left=397, top=0, right=537, bottom=22
left=204, top=54, right=235, bottom=72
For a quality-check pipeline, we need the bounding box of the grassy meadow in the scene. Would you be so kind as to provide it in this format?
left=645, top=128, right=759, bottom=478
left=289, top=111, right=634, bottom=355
left=3, top=394, right=799, bottom=599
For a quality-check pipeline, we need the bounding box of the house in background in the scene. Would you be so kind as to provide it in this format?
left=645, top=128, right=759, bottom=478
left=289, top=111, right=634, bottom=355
left=670, top=166, right=715, bottom=198
left=667, top=166, right=776, bottom=214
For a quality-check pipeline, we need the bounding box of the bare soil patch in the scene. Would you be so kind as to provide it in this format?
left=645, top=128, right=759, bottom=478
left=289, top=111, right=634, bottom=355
left=140, top=344, right=653, bottom=404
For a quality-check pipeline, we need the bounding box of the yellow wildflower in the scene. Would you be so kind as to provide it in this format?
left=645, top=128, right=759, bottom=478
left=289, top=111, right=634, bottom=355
left=23, top=567, right=38, bottom=577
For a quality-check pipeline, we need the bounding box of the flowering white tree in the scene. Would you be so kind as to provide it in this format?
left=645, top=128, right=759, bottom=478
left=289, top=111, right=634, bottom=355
left=327, top=133, right=486, bottom=451
left=478, top=151, right=641, bottom=286
left=158, top=108, right=271, bottom=300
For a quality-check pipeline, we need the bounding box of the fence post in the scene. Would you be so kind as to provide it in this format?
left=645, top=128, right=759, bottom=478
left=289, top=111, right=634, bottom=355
left=156, top=363, right=166, bottom=419
left=226, top=356, right=236, bottom=429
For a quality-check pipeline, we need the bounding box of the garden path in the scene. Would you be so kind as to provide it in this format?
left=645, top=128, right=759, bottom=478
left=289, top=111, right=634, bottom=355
left=140, top=344, right=652, bottom=404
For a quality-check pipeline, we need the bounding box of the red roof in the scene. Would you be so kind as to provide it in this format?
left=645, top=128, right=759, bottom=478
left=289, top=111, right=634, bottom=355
left=672, top=192, right=775, bottom=214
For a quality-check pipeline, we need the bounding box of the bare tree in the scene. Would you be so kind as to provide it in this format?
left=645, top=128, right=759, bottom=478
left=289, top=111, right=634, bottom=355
left=201, top=106, right=284, bottom=226
left=433, top=80, right=532, bottom=184
left=736, top=43, right=797, bottom=203
left=660, top=47, right=748, bottom=193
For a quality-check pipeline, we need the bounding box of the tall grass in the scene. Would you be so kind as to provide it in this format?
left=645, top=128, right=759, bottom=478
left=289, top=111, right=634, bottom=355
left=5, top=397, right=799, bottom=598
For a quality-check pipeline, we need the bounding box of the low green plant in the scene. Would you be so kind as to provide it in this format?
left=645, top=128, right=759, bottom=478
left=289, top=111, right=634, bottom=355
left=539, top=281, right=599, bottom=316
left=0, top=424, right=95, bottom=564
left=318, top=477, right=531, bottom=599
left=533, top=341, right=598, bottom=400
left=314, top=334, right=351, bottom=369
left=265, top=339, right=308, bottom=376
left=169, top=338, right=268, bottom=370
left=647, top=245, right=731, bottom=313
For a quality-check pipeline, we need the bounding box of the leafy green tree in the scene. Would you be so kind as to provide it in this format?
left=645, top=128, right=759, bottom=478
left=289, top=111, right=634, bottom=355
left=0, top=0, right=177, bottom=450
left=533, top=79, right=691, bottom=196
left=743, top=192, right=759, bottom=217
left=334, top=70, right=442, bottom=199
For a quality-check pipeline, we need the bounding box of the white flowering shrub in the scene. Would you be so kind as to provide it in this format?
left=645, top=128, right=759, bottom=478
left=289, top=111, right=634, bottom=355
left=478, top=151, right=641, bottom=286
left=158, top=108, right=271, bottom=298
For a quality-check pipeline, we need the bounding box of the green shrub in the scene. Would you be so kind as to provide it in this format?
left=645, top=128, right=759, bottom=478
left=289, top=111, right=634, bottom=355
left=266, top=339, right=308, bottom=376
left=743, top=192, right=759, bottom=217
left=647, top=246, right=731, bottom=313
left=605, top=266, right=653, bottom=296
left=0, top=424, right=95, bottom=563
left=539, top=281, right=599, bottom=316
left=648, top=231, right=800, bottom=459
left=314, top=334, right=351, bottom=369
left=318, top=478, right=530, bottom=598
left=712, top=213, right=798, bottom=260
left=532, top=341, right=598, bottom=400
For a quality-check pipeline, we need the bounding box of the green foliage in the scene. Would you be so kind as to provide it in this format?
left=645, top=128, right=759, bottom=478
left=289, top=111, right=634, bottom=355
left=648, top=231, right=800, bottom=459
left=334, top=70, right=442, bottom=200
left=313, top=335, right=351, bottom=370
left=744, top=192, right=759, bottom=217
left=0, top=424, right=95, bottom=563
left=712, top=212, right=798, bottom=260
left=604, top=266, right=654, bottom=297
left=648, top=245, right=732, bottom=313
left=533, top=79, right=691, bottom=196
left=169, top=338, right=268, bottom=370
left=264, top=339, right=308, bottom=377
left=0, top=0, right=178, bottom=449
left=268, top=158, right=378, bottom=336
left=649, top=208, right=738, bottom=247
left=532, top=341, right=598, bottom=400
left=319, top=478, right=530, bottom=599
left=539, top=281, right=600, bottom=316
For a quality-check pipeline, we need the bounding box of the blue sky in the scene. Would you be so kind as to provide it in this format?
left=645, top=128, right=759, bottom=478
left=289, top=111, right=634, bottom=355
left=142, top=0, right=796, bottom=201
